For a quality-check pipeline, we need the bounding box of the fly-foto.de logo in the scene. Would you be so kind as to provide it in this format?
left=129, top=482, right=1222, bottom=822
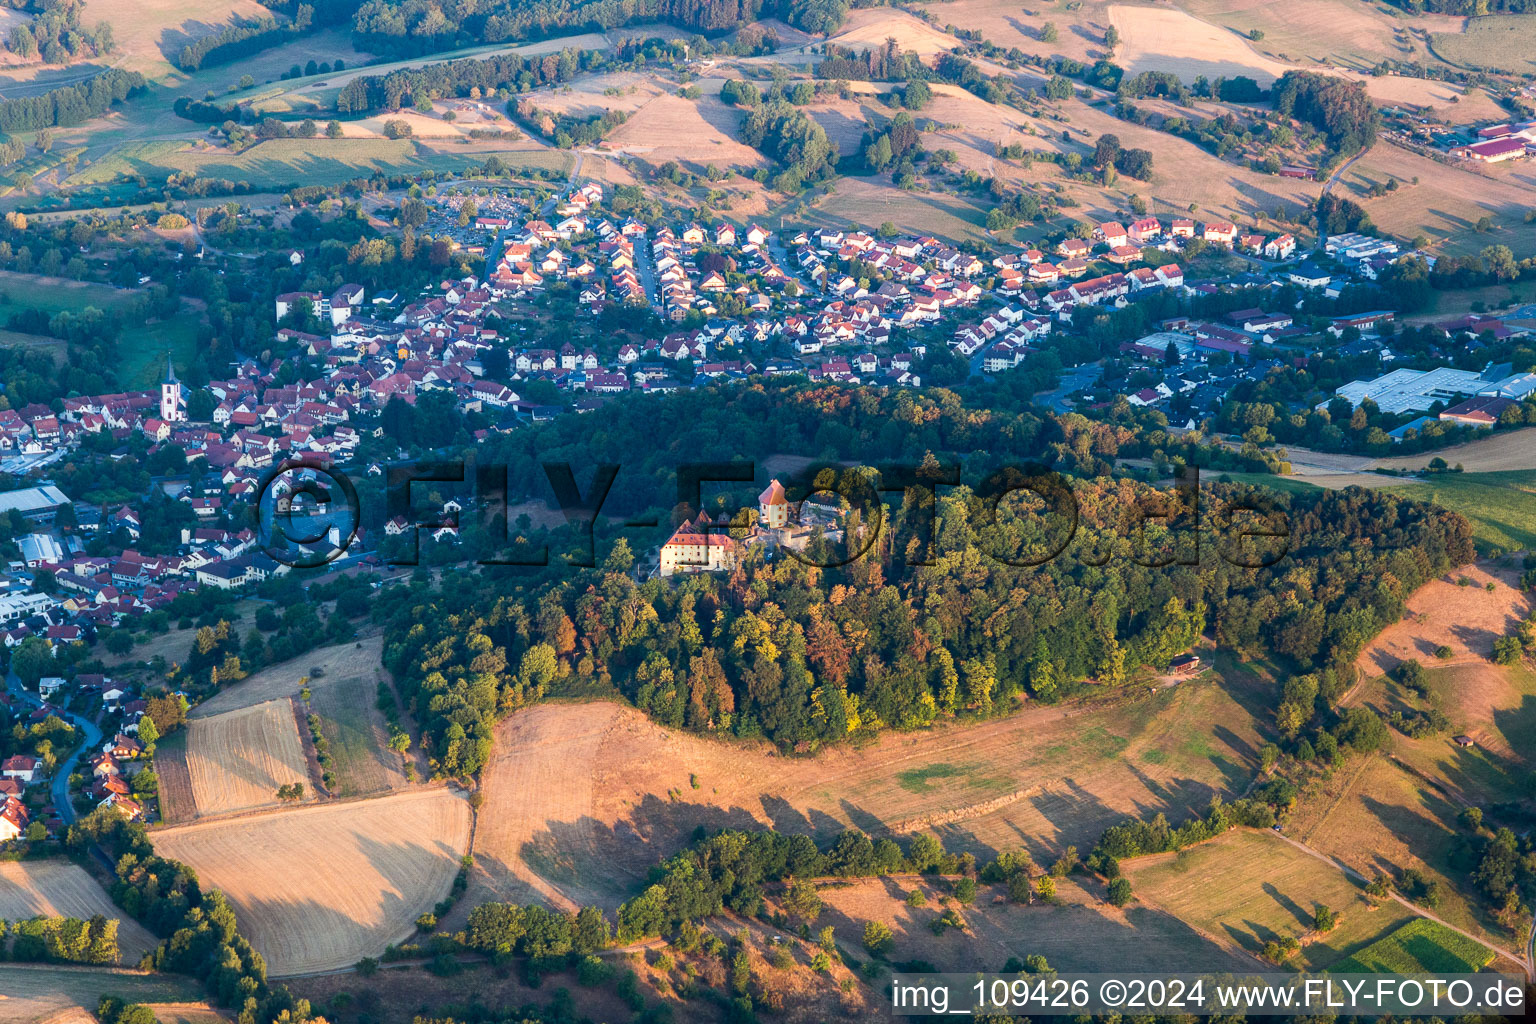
left=254, top=457, right=1292, bottom=571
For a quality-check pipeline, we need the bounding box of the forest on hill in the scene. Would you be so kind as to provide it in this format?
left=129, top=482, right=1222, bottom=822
left=332, top=0, right=854, bottom=56
left=371, top=388, right=1473, bottom=778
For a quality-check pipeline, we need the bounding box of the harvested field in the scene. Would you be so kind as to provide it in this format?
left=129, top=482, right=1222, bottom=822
left=184, top=699, right=312, bottom=818
left=1110, top=4, right=1472, bottom=106
left=1109, top=5, right=1293, bottom=83
left=153, top=789, right=472, bottom=976
left=601, top=88, right=765, bottom=169
left=1355, top=72, right=1463, bottom=109
left=823, top=8, right=962, bottom=57
left=809, top=177, right=991, bottom=244
left=812, top=874, right=1258, bottom=974
left=1125, top=829, right=1416, bottom=969
left=899, top=0, right=1105, bottom=63
left=1376, top=427, right=1536, bottom=473
left=462, top=665, right=1270, bottom=921
left=0, top=861, right=159, bottom=963
left=0, top=965, right=212, bottom=1024
left=1177, top=0, right=1437, bottom=69
left=86, top=0, right=277, bottom=75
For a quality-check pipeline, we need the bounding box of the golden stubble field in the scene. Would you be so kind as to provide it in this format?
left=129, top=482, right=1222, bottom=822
left=601, top=83, right=769, bottom=170
left=0, top=861, right=160, bottom=964
left=1109, top=4, right=1476, bottom=109
left=153, top=789, right=473, bottom=976
left=182, top=698, right=313, bottom=819
left=0, top=964, right=214, bottom=1024
left=459, top=665, right=1271, bottom=923
left=188, top=635, right=411, bottom=790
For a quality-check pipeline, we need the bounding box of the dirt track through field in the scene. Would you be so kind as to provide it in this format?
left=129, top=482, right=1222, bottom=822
left=153, top=789, right=472, bottom=976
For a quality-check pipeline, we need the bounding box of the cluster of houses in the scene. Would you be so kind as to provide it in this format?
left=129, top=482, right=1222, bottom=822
left=0, top=750, right=36, bottom=840
left=0, top=673, right=158, bottom=840
left=0, top=181, right=1526, bottom=733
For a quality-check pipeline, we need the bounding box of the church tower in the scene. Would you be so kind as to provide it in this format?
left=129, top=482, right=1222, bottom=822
left=160, top=354, right=185, bottom=422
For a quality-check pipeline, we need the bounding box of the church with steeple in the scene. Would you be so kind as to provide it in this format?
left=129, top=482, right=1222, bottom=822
left=160, top=354, right=185, bottom=423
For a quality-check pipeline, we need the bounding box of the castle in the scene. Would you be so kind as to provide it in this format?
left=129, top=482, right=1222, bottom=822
left=658, top=479, right=844, bottom=577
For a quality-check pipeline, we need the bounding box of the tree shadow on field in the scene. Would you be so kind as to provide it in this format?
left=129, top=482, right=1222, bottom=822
left=1005, top=16, right=1045, bottom=45
left=0, top=63, right=109, bottom=100
left=1261, top=881, right=1316, bottom=929
left=228, top=830, right=466, bottom=976
left=158, top=21, right=246, bottom=67
left=1448, top=622, right=1499, bottom=657
left=511, top=792, right=850, bottom=907
left=1024, top=778, right=1144, bottom=855
left=816, top=876, right=1260, bottom=973
left=1222, top=916, right=1286, bottom=953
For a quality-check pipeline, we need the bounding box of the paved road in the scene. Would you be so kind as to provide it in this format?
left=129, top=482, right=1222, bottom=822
left=635, top=230, right=660, bottom=310
left=4, top=668, right=102, bottom=825
left=766, top=235, right=819, bottom=295
left=1034, top=361, right=1103, bottom=413
left=1323, top=150, right=1367, bottom=196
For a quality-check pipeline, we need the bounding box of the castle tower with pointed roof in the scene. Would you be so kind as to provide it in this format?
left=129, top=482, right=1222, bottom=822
left=160, top=354, right=185, bottom=423
left=758, top=479, right=789, bottom=529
